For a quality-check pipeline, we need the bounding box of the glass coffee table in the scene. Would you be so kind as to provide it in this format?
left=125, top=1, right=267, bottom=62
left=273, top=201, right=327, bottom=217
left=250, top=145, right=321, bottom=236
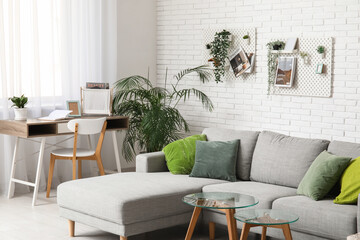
left=182, top=192, right=258, bottom=240
left=235, top=209, right=299, bottom=240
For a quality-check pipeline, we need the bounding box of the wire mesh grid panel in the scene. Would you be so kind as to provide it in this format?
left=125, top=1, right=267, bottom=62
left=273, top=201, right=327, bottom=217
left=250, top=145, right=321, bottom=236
left=271, top=37, right=333, bottom=97
left=203, top=28, right=256, bottom=82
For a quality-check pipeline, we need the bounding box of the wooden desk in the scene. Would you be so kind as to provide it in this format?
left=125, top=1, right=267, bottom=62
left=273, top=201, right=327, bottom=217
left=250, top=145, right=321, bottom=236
left=0, top=116, right=128, bottom=206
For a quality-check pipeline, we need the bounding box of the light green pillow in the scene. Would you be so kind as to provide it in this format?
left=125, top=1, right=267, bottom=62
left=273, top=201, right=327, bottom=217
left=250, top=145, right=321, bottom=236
left=162, top=134, right=207, bottom=174
left=297, top=151, right=351, bottom=201
left=334, top=157, right=360, bottom=204
left=189, top=140, right=239, bottom=182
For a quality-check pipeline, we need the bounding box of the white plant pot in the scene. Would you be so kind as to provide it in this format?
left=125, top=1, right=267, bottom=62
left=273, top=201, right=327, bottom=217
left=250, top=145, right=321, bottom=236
left=303, top=56, right=309, bottom=65
left=14, top=108, right=27, bottom=120
left=320, top=53, right=325, bottom=59
left=228, top=34, right=233, bottom=45
left=247, top=38, right=250, bottom=45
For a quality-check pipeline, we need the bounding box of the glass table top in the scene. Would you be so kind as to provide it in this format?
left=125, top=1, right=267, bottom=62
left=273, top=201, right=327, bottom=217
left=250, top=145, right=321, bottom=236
left=182, top=192, right=258, bottom=210
left=234, top=209, right=299, bottom=226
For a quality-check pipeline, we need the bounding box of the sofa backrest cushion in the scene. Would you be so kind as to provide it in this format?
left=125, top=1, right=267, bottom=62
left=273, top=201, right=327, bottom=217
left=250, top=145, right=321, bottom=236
left=250, top=131, right=330, bottom=188
left=328, top=141, right=360, bottom=159
left=202, top=128, right=260, bottom=180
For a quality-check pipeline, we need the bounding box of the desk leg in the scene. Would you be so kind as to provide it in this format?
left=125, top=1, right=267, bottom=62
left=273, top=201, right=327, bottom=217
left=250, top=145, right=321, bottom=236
left=112, top=131, right=122, bottom=173
left=7, top=137, right=19, bottom=199
left=32, top=138, right=46, bottom=206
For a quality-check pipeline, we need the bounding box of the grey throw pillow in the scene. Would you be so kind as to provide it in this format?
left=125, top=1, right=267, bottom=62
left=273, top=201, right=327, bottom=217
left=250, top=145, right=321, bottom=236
left=189, top=140, right=239, bottom=182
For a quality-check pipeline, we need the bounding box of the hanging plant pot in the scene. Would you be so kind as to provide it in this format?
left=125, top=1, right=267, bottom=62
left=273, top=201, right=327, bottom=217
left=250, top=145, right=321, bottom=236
left=14, top=108, right=28, bottom=120
left=273, top=44, right=283, bottom=50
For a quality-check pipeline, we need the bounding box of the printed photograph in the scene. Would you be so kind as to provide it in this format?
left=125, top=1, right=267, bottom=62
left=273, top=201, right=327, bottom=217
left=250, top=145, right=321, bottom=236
left=275, top=57, right=297, bottom=87
left=229, top=48, right=251, bottom=77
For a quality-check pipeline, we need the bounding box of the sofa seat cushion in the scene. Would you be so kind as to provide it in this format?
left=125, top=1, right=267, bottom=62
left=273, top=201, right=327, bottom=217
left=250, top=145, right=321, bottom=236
left=250, top=131, right=330, bottom=188
left=202, top=181, right=297, bottom=209
left=272, top=196, right=357, bottom=239
left=57, top=172, right=226, bottom=225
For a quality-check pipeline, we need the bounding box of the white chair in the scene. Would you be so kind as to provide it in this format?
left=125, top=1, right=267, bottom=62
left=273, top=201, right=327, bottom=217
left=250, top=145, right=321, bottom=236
left=46, top=117, right=107, bottom=198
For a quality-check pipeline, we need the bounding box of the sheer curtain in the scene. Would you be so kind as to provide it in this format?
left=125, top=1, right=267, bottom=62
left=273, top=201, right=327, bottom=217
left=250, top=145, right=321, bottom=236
left=0, top=0, right=117, bottom=195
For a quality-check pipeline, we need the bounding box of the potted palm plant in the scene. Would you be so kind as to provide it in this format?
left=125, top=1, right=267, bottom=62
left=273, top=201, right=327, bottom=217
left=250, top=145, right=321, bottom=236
left=112, top=65, right=214, bottom=162
left=9, top=94, right=28, bottom=120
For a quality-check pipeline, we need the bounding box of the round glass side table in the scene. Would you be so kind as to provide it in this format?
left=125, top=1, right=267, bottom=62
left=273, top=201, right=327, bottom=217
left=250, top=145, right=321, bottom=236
left=182, top=192, right=258, bottom=240
left=235, top=209, right=299, bottom=240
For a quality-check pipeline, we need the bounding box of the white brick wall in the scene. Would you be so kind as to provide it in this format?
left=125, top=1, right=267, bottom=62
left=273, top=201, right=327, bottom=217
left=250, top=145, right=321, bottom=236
left=156, top=0, right=360, bottom=142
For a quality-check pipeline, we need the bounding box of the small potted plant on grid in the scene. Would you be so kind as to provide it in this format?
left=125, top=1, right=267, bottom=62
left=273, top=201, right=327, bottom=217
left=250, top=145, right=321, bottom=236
left=317, top=45, right=325, bottom=59
left=243, top=34, right=250, bottom=45
left=206, top=43, right=212, bottom=54
left=300, top=51, right=309, bottom=64
left=8, top=94, right=28, bottom=120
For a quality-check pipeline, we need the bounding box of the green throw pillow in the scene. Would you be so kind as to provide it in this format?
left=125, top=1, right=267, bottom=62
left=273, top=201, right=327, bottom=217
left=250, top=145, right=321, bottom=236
left=189, top=140, right=239, bottom=182
left=334, top=157, right=360, bottom=204
left=297, top=151, right=351, bottom=201
left=162, top=134, right=207, bottom=174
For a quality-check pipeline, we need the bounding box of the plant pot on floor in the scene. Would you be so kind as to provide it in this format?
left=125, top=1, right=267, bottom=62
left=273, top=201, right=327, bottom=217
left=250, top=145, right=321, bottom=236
left=14, top=108, right=28, bottom=120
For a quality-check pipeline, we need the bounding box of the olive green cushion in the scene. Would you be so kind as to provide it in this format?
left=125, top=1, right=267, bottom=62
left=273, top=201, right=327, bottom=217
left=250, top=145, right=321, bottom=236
left=297, top=151, right=351, bottom=201
left=162, top=134, right=207, bottom=174
left=189, top=140, right=239, bottom=182
left=334, top=157, right=360, bottom=204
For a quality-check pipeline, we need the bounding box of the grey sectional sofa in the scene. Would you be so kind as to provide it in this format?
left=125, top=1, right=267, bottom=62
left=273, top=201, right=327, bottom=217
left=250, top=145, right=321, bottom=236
left=57, top=128, right=359, bottom=240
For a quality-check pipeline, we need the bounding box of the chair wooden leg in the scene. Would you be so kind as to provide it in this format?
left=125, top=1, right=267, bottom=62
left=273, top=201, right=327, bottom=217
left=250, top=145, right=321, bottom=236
left=120, top=236, right=127, bottom=240
left=72, top=157, right=77, bottom=180
left=78, top=160, right=82, bottom=179
left=46, top=154, right=56, bottom=198
left=95, top=155, right=105, bottom=176
left=69, top=220, right=75, bottom=237
left=209, top=221, right=215, bottom=240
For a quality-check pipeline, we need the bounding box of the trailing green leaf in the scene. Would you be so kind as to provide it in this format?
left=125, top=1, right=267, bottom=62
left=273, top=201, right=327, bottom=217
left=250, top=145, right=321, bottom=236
left=209, top=30, right=232, bottom=83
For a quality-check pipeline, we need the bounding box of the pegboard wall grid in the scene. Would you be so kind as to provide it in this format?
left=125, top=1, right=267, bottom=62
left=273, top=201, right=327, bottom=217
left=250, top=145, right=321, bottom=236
left=203, top=28, right=256, bottom=82
left=203, top=28, right=333, bottom=98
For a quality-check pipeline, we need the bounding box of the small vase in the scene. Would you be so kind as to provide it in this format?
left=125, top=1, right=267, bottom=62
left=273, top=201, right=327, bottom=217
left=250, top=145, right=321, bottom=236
left=14, top=108, right=27, bottom=120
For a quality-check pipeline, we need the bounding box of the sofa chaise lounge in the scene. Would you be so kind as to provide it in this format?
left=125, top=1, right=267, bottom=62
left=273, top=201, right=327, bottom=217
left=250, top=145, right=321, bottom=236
left=57, top=128, right=359, bottom=240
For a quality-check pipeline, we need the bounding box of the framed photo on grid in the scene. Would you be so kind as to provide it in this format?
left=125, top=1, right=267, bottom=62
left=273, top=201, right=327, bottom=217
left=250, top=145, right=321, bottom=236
left=275, top=57, right=297, bottom=88
left=66, top=100, right=81, bottom=117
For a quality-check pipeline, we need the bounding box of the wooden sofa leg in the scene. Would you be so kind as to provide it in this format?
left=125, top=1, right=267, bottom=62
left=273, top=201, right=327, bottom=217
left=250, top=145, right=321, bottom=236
left=69, top=220, right=75, bottom=237
left=120, top=236, right=127, bottom=240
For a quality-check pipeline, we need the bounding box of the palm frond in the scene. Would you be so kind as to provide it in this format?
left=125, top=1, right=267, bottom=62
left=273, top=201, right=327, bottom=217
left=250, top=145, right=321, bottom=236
left=174, top=65, right=213, bottom=83
left=172, top=88, right=214, bottom=112
left=113, top=75, right=153, bottom=91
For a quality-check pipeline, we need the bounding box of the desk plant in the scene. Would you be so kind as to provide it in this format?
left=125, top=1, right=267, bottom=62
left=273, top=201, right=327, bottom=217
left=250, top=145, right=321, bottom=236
left=208, top=30, right=232, bottom=83
left=112, top=65, right=213, bottom=162
left=266, top=40, right=285, bottom=94
left=8, top=94, right=28, bottom=120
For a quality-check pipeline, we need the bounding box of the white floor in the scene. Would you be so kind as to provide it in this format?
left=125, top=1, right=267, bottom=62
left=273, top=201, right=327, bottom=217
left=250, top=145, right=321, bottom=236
left=0, top=191, right=255, bottom=240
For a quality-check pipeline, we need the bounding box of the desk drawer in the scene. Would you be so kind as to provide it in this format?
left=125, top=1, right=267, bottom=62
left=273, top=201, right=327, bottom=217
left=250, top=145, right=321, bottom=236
left=57, top=123, right=72, bottom=134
